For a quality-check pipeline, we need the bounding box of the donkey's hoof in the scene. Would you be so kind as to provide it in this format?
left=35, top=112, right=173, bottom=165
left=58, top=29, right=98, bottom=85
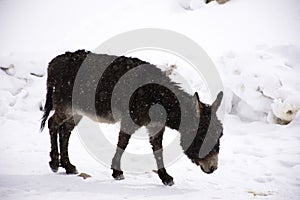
left=114, top=174, right=125, bottom=180
left=163, top=179, right=174, bottom=186
left=66, top=168, right=78, bottom=174
left=49, top=161, right=59, bottom=173
left=112, top=170, right=124, bottom=180
left=66, top=169, right=78, bottom=174
left=64, top=165, right=78, bottom=174
left=162, top=176, right=174, bottom=186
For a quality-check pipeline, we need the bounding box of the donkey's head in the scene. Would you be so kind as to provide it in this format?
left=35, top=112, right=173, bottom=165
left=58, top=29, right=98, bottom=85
left=186, top=91, right=223, bottom=174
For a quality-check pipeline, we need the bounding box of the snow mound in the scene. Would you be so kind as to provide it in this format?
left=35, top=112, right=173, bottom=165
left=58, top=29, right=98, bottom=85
left=0, top=55, right=47, bottom=121
left=218, top=45, right=300, bottom=124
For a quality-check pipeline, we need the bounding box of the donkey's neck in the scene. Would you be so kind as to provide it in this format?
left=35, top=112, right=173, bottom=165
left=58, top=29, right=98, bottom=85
left=173, top=93, right=210, bottom=161
left=161, top=90, right=204, bottom=160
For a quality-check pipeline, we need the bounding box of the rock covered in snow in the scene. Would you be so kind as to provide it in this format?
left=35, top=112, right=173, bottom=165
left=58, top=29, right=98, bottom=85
left=0, top=64, right=16, bottom=76
left=271, top=99, right=299, bottom=124
left=178, top=0, right=229, bottom=10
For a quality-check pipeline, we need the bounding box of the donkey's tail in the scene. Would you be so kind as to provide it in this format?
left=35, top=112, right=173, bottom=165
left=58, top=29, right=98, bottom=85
left=40, top=87, right=53, bottom=131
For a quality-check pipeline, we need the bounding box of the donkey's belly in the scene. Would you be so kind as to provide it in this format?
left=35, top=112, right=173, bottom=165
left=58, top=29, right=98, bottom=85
left=76, top=109, right=116, bottom=124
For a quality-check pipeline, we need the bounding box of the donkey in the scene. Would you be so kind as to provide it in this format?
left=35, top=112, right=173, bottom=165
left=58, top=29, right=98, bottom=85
left=40, top=50, right=223, bottom=186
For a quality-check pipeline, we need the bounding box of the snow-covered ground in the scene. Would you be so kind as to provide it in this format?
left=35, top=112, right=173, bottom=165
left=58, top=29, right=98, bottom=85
left=1, top=0, right=300, bottom=199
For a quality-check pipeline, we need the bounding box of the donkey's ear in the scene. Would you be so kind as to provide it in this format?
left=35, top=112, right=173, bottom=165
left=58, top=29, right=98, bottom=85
left=194, top=92, right=202, bottom=115
left=212, top=91, right=223, bottom=111
left=205, top=0, right=214, bottom=4
left=194, top=92, right=200, bottom=102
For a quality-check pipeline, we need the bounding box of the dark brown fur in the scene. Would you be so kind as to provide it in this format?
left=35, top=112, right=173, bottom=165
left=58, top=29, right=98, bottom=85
left=41, top=50, right=223, bottom=186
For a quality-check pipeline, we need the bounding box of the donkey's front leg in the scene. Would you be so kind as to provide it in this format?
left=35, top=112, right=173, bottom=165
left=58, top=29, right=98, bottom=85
left=149, top=127, right=174, bottom=186
left=111, top=130, right=131, bottom=180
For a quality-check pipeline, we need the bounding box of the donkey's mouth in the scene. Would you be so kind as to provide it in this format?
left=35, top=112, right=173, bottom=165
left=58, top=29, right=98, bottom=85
left=200, top=166, right=216, bottom=174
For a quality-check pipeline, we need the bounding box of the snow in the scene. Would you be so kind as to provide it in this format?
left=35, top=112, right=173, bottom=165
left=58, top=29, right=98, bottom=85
left=1, top=0, right=300, bottom=199
left=218, top=45, right=300, bottom=123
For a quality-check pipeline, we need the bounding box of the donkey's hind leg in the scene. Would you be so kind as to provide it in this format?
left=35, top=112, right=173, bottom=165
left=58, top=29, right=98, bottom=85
left=59, top=115, right=82, bottom=174
left=48, top=112, right=64, bottom=173
left=149, top=126, right=174, bottom=186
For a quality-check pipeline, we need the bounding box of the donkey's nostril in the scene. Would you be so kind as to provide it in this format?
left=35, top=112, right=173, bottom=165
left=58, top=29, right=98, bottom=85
left=210, top=166, right=216, bottom=172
